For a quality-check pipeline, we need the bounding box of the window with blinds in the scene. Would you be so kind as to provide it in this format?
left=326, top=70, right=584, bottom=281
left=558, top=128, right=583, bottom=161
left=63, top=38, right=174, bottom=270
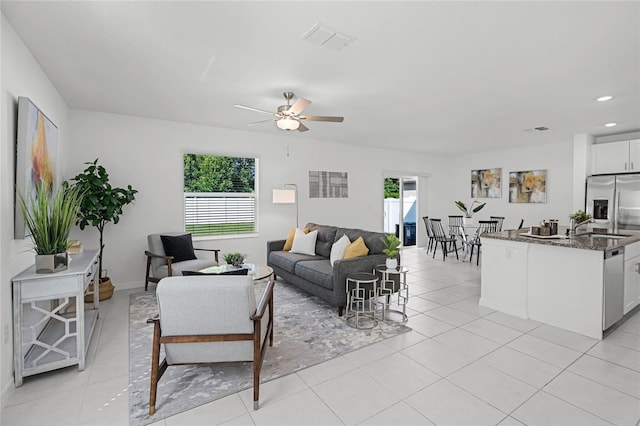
left=183, top=154, right=257, bottom=236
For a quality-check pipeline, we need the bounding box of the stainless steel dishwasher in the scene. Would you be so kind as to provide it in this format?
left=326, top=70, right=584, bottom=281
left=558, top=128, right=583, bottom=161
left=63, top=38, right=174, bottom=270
left=603, top=247, right=625, bottom=330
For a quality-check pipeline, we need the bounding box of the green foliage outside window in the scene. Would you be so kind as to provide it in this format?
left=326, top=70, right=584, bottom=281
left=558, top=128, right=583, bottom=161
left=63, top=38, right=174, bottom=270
left=384, top=178, right=400, bottom=199
left=184, top=154, right=254, bottom=192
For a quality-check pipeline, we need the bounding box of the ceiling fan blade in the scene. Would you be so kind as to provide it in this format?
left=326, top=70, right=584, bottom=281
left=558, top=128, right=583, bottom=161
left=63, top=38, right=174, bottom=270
left=300, top=115, right=344, bottom=122
left=288, top=98, right=311, bottom=115
left=297, top=122, right=309, bottom=132
left=234, top=104, right=277, bottom=116
left=247, top=119, right=275, bottom=126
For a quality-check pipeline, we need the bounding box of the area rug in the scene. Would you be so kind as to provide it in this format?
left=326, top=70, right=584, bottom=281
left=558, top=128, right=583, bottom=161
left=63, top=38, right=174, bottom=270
left=129, top=280, right=411, bottom=426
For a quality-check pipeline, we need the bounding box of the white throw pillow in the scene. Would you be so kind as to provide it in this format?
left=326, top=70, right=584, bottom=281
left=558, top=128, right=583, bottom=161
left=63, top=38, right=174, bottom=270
left=330, top=234, right=351, bottom=266
left=290, top=229, right=318, bottom=256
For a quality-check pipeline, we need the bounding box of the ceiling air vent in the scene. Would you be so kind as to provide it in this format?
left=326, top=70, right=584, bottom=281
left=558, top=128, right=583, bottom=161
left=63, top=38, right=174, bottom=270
left=302, top=23, right=356, bottom=51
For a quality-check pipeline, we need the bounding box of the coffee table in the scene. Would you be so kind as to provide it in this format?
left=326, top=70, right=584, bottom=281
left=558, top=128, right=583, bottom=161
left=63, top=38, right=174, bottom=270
left=199, top=264, right=273, bottom=281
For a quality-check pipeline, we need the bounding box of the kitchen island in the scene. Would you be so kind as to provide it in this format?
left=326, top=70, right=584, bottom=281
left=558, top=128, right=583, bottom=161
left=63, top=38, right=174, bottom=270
left=480, top=229, right=640, bottom=339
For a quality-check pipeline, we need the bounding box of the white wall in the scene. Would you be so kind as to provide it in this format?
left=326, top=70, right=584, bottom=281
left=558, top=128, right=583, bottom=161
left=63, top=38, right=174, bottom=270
left=445, top=141, right=575, bottom=230
left=0, top=15, right=70, bottom=406
left=64, top=110, right=449, bottom=288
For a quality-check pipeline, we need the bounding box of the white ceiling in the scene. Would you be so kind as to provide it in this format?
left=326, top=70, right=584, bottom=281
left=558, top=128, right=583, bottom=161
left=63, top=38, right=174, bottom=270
left=2, top=1, right=639, bottom=155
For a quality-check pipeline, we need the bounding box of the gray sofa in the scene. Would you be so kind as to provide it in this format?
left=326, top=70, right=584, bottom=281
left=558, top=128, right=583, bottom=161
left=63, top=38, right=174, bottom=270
left=267, top=223, right=397, bottom=316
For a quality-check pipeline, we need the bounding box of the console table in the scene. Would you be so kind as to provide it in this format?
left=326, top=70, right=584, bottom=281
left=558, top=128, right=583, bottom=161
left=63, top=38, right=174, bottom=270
left=12, top=249, right=100, bottom=386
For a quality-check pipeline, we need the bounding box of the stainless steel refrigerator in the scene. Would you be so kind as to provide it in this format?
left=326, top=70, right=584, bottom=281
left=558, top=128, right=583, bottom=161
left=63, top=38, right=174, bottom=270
left=586, top=174, right=640, bottom=232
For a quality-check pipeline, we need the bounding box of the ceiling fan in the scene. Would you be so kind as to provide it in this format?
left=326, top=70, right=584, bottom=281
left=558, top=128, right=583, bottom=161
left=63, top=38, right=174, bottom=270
left=234, top=92, right=344, bottom=132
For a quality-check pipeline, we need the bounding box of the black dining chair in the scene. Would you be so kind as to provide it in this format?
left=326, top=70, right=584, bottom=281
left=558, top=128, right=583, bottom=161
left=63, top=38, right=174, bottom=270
left=430, top=218, right=459, bottom=261
left=448, top=215, right=464, bottom=238
left=490, top=216, right=505, bottom=231
left=422, top=216, right=436, bottom=254
left=468, top=220, right=498, bottom=265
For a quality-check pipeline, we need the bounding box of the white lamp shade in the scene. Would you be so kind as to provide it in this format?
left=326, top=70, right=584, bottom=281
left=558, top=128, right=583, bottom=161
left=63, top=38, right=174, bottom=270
left=272, top=189, right=296, bottom=204
left=276, top=117, right=300, bottom=131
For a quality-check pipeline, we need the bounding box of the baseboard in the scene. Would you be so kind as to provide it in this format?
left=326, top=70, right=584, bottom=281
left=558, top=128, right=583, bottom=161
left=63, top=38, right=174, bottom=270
left=1, top=378, right=15, bottom=410
left=479, top=297, right=528, bottom=319
left=114, top=280, right=145, bottom=291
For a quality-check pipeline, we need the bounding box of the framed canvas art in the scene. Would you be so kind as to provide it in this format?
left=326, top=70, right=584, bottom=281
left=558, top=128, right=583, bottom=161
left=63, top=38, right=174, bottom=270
left=509, top=169, right=547, bottom=203
left=309, top=171, right=348, bottom=198
left=471, top=168, right=502, bottom=198
left=14, top=97, right=58, bottom=238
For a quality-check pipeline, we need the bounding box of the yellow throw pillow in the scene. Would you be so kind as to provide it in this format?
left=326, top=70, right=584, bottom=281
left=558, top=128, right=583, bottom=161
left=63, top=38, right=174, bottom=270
left=283, top=228, right=308, bottom=251
left=343, top=236, right=369, bottom=259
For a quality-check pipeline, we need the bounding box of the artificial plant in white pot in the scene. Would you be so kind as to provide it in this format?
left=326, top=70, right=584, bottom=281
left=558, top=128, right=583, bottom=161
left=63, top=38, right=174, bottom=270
left=380, top=234, right=401, bottom=269
left=18, top=182, right=84, bottom=273
left=454, top=200, right=486, bottom=225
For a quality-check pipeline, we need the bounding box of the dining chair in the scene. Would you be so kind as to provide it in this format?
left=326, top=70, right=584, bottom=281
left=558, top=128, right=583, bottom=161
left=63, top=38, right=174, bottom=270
left=422, top=216, right=436, bottom=253
left=468, top=220, right=498, bottom=265
left=429, top=218, right=458, bottom=261
left=490, top=216, right=505, bottom=231
left=448, top=215, right=464, bottom=238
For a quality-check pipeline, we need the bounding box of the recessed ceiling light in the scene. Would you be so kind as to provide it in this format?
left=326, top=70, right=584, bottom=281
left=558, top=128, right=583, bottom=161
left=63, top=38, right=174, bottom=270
left=604, top=122, right=617, bottom=127
left=597, top=96, right=613, bottom=102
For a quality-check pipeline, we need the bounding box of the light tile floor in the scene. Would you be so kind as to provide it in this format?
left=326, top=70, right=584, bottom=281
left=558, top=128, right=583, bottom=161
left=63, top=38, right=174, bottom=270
left=2, top=247, right=640, bottom=425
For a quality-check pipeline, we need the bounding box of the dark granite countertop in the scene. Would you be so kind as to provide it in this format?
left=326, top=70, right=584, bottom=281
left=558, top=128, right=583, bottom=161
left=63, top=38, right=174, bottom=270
left=482, top=228, right=640, bottom=251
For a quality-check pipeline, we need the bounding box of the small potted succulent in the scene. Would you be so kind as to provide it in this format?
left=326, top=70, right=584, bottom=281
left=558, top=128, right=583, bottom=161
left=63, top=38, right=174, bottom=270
left=455, top=200, right=486, bottom=225
left=380, top=234, right=401, bottom=269
left=223, top=252, right=246, bottom=268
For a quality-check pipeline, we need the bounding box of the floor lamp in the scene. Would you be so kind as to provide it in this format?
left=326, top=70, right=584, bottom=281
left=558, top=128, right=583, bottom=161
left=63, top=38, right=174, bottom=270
left=272, top=184, right=298, bottom=228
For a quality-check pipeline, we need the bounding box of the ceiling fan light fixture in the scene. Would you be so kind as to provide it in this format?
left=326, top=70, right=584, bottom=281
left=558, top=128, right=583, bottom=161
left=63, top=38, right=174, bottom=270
left=277, top=117, right=300, bottom=131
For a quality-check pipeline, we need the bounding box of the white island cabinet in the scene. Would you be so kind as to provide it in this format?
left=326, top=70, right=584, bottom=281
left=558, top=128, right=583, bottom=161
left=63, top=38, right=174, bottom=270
left=480, top=231, right=639, bottom=340
left=12, top=249, right=100, bottom=386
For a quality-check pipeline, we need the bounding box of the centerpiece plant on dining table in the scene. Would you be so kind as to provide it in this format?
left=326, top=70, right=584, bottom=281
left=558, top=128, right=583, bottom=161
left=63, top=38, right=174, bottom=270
left=455, top=200, right=486, bottom=225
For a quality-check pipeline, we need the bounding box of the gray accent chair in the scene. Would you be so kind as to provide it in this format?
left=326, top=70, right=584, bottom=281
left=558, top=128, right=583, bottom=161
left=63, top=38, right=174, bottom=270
left=144, top=232, right=220, bottom=291
left=148, top=275, right=274, bottom=415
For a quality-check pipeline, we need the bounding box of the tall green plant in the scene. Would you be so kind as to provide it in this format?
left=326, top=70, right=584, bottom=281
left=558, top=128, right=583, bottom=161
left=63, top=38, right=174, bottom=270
left=18, top=182, right=84, bottom=255
left=68, top=159, right=137, bottom=280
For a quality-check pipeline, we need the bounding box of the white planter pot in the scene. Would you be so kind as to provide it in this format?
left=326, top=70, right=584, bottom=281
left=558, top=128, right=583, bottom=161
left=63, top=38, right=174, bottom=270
left=385, top=257, right=398, bottom=269
left=35, top=252, right=69, bottom=273
left=462, top=217, right=475, bottom=226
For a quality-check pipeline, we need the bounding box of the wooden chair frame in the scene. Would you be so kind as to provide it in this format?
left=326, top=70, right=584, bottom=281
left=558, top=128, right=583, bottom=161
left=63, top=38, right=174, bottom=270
left=147, top=278, right=274, bottom=415
left=144, top=248, right=220, bottom=291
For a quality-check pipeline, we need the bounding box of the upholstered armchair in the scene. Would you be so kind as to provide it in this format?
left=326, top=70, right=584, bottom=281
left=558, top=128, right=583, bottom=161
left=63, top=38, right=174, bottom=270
left=144, top=232, right=220, bottom=290
left=148, top=274, right=274, bottom=415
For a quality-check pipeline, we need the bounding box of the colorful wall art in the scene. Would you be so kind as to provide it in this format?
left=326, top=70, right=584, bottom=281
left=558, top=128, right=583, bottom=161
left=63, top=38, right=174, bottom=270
left=509, top=169, right=547, bottom=203
left=309, top=171, right=348, bottom=198
left=471, top=168, right=502, bottom=198
left=14, top=97, right=59, bottom=238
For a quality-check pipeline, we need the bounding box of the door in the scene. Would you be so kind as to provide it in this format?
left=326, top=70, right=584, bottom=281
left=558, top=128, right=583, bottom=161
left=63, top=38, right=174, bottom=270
left=615, top=175, right=640, bottom=231
left=586, top=175, right=615, bottom=228
left=383, top=176, right=417, bottom=246
left=593, top=141, right=629, bottom=174
left=630, top=139, right=640, bottom=172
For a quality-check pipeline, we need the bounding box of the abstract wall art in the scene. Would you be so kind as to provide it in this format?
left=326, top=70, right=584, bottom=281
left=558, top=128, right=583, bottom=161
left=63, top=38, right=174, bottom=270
left=509, top=169, right=547, bottom=203
left=14, top=97, right=59, bottom=238
left=471, top=168, right=502, bottom=198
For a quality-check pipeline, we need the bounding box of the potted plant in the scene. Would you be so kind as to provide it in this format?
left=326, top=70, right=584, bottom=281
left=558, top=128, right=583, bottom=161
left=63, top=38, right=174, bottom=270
left=68, top=159, right=137, bottom=300
left=223, top=252, right=246, bottom=268
left=18, top=182, right=84, bottom=273
left=380, top=234, right=401, bottom=269
left=454, top=200, right=486, bottom=225
left=569, top=209, right=592, bottom=224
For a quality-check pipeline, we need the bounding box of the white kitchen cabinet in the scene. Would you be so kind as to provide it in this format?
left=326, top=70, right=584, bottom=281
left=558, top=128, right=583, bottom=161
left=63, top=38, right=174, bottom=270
left=630, top=139, right=640, bottom=171
left=623, top=242, right=640, bottom=314
left=592, top=140, right=640, bottom=174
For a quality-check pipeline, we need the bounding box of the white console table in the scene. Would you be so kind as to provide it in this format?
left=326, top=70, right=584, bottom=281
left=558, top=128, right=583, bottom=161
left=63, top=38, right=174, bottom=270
left=12, top=249, right=100, bottom=386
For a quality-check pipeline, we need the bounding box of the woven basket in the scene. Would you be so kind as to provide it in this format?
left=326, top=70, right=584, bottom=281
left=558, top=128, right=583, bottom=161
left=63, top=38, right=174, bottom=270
left=84, top=277, right=114, bottom=302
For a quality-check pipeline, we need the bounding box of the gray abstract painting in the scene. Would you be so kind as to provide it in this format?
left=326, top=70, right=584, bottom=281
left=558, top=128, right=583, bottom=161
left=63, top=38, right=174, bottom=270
left=309, top=171, right=348, bottom=198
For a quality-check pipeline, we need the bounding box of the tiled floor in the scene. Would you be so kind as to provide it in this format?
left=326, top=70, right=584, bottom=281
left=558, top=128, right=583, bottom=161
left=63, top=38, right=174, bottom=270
left=2, top=247, right=640, bottom=425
